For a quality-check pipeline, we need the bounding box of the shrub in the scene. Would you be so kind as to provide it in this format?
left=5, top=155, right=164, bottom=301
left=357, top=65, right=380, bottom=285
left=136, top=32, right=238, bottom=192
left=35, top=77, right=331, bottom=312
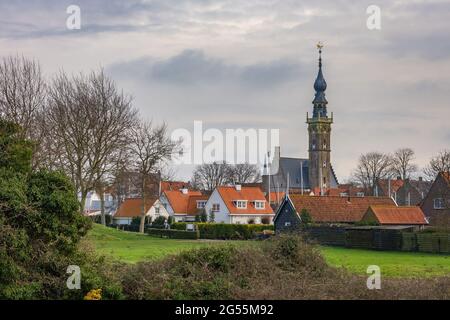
left=131, top=216, right=141, bottom=225
left=209, top=211, right=215, bottom=223
left=196, top=223, right=274, bottom=240
left=171, top=222, right=188, bottom=231
left=0, top=120, right=122, bottom=300
left=122, top=234, right=450, bottom=300
left=200, top=210, right=208, bottom=222
left=261, top=217, right=271, bottom=225
left=300, top=209, right=312, bottom=225
left=146, top=228, right=199, bottom=240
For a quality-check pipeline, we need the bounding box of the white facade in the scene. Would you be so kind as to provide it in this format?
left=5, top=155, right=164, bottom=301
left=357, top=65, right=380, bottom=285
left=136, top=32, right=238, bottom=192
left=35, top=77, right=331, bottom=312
left=114, top=217, right=133, bottom=225
left=148, top=199, right=170, bottom=221
left=204, top=188, right=274, bottom=224
left=204, top=189, right=231, bottom=223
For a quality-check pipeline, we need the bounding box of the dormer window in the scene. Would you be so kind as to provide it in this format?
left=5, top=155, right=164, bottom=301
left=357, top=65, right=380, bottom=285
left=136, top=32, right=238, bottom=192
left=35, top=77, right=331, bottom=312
left=254, top=201, right=265, bottom=209
left=235, top=200, right=247, bottom=209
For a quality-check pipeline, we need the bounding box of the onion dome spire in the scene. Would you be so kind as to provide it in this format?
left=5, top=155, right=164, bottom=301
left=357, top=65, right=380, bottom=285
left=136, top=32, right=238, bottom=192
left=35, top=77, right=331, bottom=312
left=312, top=42, right=328, bottom=117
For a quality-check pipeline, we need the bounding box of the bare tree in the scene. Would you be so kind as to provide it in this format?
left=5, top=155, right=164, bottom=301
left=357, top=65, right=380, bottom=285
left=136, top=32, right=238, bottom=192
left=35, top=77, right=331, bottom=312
left=228, top=163, right=261, bottom=184
left=352, top=151, right=393, bottom=191
left=0, top=55, right=47, bottom=168
left=129, top=121, right=177, bottom=233
left=191, top=162, right=231, bottom=191
left=46, top=69, right=137, bottom=214
left=424, top=150, right=450, bottom=180
left=391, top=148, right=418, bottom=179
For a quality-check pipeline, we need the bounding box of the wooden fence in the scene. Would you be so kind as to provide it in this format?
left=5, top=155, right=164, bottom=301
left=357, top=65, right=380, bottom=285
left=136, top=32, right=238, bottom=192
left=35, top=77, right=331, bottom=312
left=300, top=226, right=449, bottom=254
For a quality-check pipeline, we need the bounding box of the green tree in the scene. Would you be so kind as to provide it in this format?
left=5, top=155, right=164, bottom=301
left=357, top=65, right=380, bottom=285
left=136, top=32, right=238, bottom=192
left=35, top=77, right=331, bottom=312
left=300, top=209, right=312, bottom=225
left=200, top=210, right=208, bottom=222
left=0, top=119, right=120, bottom=299
left=209, top=210, right=215, bottom=223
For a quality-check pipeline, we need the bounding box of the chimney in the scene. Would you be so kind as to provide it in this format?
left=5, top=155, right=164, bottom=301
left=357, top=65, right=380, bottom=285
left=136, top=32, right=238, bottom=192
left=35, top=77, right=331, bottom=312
left=235, top=184, right=242, bottom=191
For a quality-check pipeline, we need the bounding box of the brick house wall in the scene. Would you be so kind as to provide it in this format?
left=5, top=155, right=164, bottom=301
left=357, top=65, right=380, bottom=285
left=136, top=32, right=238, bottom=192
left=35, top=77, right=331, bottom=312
left=420, top=173, right=450, bottom=226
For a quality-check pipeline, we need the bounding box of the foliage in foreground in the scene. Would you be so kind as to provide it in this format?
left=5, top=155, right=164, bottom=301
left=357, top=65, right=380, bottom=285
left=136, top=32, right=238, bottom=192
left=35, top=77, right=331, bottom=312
left=0, top=119, right=122, bottom=299
left=122, top=235, right=450, bottom=300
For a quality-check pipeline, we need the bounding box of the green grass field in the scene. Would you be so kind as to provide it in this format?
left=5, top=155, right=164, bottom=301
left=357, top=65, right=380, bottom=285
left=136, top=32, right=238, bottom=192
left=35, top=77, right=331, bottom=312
left=321, top=246, right=450, bottom=277
left=86, top=224, right=450, bottom=277
left=85, top=224, right=250, bottom=263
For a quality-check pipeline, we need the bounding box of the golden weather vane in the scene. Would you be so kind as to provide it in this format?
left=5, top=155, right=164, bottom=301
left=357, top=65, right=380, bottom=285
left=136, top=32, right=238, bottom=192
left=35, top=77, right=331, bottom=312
left=316, top=41, right=324, bottom=51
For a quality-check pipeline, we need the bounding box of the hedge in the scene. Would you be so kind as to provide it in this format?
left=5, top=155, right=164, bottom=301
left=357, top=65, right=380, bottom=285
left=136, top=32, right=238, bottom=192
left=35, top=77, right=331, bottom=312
left=146, top=228, right=199, bottom=240
left=196, top=223, right=274, bottom=240
left=171, top=222, right=188, bottom=231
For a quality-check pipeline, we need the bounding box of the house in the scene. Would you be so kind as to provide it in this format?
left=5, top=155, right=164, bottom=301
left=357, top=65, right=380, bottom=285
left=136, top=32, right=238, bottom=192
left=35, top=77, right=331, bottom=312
left=113, top=197, right=159, bottom=225
left=310, top=185, right=366, bottom=197
left=80, top=191, right=116, bottom=216
left=274, top=194, right=396, bottom=232
left=361, top=206, right=428, bottom=229
left=420, top=172, right=450, bottom=226
left=373, top=177, right=431, bottom=206
left=160, top=188, right=209, bottom=222
left=204, top=185, right=274, bottom=224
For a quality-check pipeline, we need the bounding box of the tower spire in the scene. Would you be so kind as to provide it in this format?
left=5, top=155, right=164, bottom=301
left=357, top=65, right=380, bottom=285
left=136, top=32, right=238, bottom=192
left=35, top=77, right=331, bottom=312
left=307, top=42, right=333, bottom=192
left=312, top=41, right=328, bottom=117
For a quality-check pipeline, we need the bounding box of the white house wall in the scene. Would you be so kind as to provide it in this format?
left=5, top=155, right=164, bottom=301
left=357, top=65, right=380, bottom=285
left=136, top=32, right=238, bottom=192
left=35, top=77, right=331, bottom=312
left=204, top=189, right=230, bottom=223
left=230, top=215, right=274, bottom=224
left=148, top=199, right=170, bottom=220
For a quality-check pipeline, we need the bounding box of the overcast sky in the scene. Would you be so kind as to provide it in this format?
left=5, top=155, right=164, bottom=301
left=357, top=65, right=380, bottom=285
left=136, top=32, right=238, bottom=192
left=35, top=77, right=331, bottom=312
left=1, top=0, right=449, bottom=181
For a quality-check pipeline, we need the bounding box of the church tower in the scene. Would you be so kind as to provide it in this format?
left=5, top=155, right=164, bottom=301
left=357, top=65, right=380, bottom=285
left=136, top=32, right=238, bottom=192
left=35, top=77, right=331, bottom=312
left=307, top=42, right=333, bottom=193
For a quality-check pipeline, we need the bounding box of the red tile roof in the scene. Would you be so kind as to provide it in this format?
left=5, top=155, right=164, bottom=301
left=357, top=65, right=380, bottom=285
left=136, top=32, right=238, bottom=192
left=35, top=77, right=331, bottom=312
left=377, top=179, right=404, bottom=195
left=288, top=195, right=396, bottom=223
left=160, top=181, right=189, bottom=192
left=366, top=206, right=428, bottom=225
left=163, top=190, right=204, bottom=215
left=217, top=186, right=274, bottom=215
left=114, top=198, right=157, bottom=218
left=186, top=195, right=209, bottom=215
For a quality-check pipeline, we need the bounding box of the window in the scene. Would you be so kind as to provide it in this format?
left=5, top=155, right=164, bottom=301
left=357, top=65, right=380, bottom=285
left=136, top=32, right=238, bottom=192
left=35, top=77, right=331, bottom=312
left=235, top=200, right=247, bottom=209
left=255, top=201, right=265, bottom=209
left=340, top=192, right=348, bottom=197
left=285, top=221, right=291, bottom=227
left=434, top=198, right=445, bottom=209
left=155, top=206, right=160, bottom=214
left=356, top=192, right=365, bottom=197
left=212, top=203, right=220, bottom=212
left=196, top=201, right=206, bottom=209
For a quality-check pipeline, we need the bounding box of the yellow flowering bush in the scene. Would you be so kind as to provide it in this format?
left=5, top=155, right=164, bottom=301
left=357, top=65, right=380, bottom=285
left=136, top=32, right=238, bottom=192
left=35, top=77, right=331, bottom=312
left=84, top=288, right=102, bottom=300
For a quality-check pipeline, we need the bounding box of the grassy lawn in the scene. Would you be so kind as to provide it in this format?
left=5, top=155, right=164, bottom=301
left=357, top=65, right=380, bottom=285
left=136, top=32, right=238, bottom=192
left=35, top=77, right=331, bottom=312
left=85, top=224, right=250, bottom=263
left=86, top=224, right=450, bottom=277
left=321, top=246, right=450, bottom=278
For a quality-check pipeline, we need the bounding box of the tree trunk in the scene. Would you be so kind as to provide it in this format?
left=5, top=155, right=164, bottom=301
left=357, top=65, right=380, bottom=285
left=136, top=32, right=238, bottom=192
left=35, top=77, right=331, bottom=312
left=100, top=188, right=106, bottom=226
left=139, top=175, right=146, bottom=234
left=79, top=190, right=88, bottom=214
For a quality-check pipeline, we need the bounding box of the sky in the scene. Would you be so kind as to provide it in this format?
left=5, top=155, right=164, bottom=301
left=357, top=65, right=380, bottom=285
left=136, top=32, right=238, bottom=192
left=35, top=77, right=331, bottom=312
left=0, top=0, right=449, bottom=182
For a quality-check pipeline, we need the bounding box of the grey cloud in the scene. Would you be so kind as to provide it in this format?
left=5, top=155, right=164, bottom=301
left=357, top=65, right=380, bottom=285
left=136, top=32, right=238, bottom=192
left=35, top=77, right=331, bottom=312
left=108, top=49, right=304, bottom=87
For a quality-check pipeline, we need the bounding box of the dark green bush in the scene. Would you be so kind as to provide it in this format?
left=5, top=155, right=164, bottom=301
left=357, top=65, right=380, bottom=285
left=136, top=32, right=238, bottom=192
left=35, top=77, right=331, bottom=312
left=146, top=228, right=199, bottom=239
left=0, top=119, right=121, bottom=299
left=196, top=223, right=274, bottom=240
left=171, top=222, right=188, bottom=230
